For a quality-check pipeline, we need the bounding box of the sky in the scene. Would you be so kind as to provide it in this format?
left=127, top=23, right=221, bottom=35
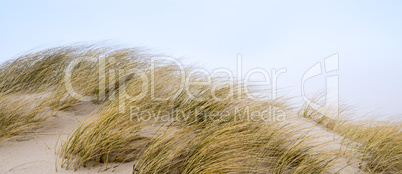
left=1, top=0, right=401, bottom=118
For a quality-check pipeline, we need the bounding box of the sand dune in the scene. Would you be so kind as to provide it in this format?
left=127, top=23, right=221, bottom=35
left=0, top=102, right=133, bottom=174
left=0, top=45, right=400, bottom=173
left=0, top=99, right=363, bottom=173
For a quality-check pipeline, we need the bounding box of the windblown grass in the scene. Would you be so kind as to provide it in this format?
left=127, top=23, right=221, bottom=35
left=0, top=44, right=147, bottom=143
left=56, top=46, right=336, bottom=173
left=133, top=121, right=336, bottom=173
left=1, top=44, right=400, bottom=173
left=0, top=92, right=51, bottom=144
left=59, top=101, right=149, bottom=170
left=299, top=101, right=402, bottom=173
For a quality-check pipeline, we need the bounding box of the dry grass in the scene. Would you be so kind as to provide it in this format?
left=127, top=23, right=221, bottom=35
left=0, top=92, right=51, bottom=144
left=56, top=47, right=335, bottom=173
left=299, top=101, right=402, bottom=173
left=0, top=44, right=400, bottom=173
left=133, top=121, right=336, bottom=173
left=59, top=101, right=149, bottom=170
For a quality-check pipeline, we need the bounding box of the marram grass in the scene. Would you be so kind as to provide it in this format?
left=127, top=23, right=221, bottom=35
left=299, top=101, right=402, bottom=173
left=0, top=44, right=400, bottom=173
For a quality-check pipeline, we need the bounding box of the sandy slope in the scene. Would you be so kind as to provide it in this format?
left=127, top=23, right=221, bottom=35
left=0, top=99, right=366, bottom=174
left=277, top=113, right=365, bottom=173
left=0, top=102, right=133, bottom=174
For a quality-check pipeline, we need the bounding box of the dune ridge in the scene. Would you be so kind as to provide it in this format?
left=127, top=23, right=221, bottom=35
left=0, top=44, right=400, bottom=173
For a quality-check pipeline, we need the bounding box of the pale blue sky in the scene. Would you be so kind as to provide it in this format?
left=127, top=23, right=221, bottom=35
left=1, top=0, right=401, bottom=118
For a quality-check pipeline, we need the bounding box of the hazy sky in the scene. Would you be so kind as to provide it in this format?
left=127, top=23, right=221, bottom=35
left=1, top=0, right=401, bottom=118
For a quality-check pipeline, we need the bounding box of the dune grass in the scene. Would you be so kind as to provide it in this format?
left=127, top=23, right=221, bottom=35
left=299, top=101, right=402, bottom=173
left=55, top=46, right=337, bottom=173
left=0, top=44, right=148, bottom=143
left=0, top=44, right=400, bottom=173
left=59, top=101, right=149, bottom=170
left=132, top=120, right=337, bottom=173
left=0, top=92, right=51, bottom=144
